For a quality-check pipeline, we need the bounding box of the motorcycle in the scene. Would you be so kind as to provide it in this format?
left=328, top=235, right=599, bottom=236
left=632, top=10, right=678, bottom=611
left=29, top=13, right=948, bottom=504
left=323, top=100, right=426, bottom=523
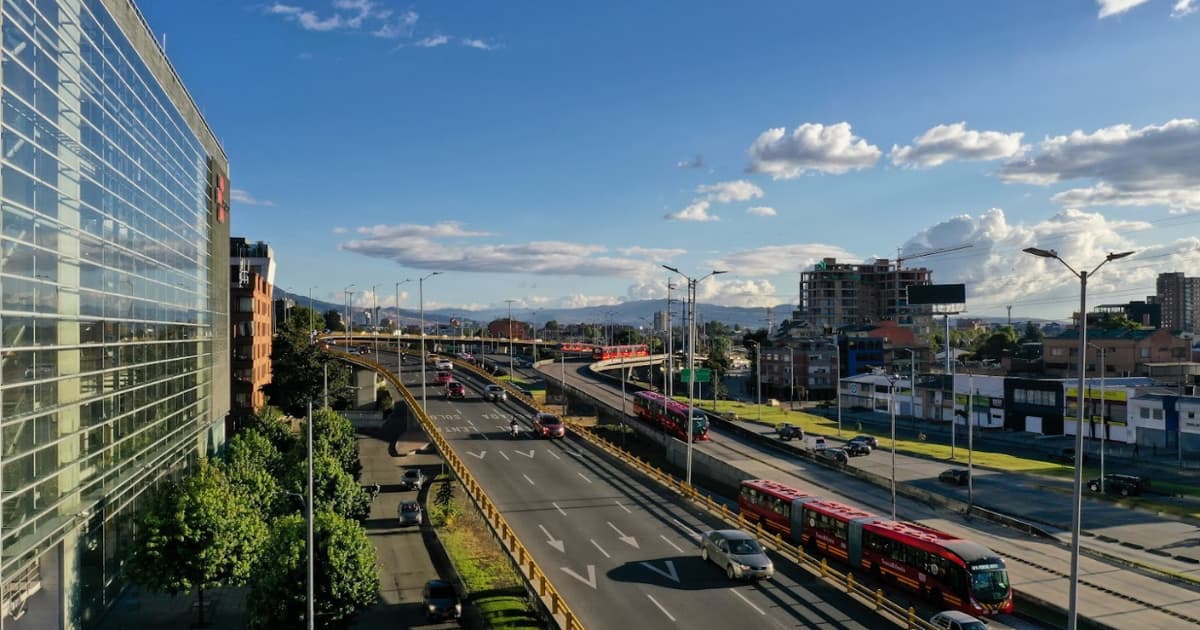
left=510, top=423, right=521, bottom=438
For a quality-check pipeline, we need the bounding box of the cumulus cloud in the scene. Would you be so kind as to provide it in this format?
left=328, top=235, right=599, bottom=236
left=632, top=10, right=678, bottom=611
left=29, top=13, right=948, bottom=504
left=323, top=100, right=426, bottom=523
left=1096, top=0, right=1152, bottom=18
left=746, top=122, right=881, bottom=179
left=231, top=189, right=275, bottom=206
left=561, top=294, right=621, bottom=309
left=676, top=155, right=705, bottom=169
left=462, top=37, right=499, bottom=50
left=747, top=206, right=777, bottom=217
left=665, top=200, right=718, bottom=222
left=617, top=246, right=687, bottom=260
left=340, top=221, right=661, bottom=277
left=697, top=180, right=764, bottom=203
left=999, top=119, right=1200, bottom=212
left=625, top=277, right=781, bottom=307
left=708, top=243, right=858, bottom=276
left=890, top=122, right=1024, bottom=168
left=1173, top=0, right=1197, bottom=17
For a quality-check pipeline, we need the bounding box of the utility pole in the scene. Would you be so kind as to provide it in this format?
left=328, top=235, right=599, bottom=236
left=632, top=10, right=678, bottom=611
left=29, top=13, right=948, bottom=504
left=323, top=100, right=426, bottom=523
left=1007, top=305, right=1012, bottom=328
left=506, top=299, right=516, bottom=378
left=306, top=401, right=315, bottom=630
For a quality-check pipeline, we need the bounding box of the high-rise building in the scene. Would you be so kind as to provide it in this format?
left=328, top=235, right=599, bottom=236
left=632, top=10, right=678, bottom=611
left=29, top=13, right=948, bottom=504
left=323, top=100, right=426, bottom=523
left=230, top=239, right=275, bottom=433
left=1157, top=272, right=1199, bottom=334
left=0, top=1, right=229, bottom=627
left=652, top=310, right=669, bottom=333
left=793, top=258, right=934, bottom=337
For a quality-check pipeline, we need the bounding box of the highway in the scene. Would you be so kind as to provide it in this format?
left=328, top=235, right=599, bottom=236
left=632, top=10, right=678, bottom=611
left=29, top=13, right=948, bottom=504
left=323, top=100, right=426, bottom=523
left=538, top=357, right=1200, bottom=629
left=394, top=352, right=899, bottom=629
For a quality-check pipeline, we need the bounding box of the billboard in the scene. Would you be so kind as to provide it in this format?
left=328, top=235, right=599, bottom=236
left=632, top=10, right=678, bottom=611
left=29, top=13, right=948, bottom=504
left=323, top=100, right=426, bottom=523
left=907, top=283, right=965, bottom=305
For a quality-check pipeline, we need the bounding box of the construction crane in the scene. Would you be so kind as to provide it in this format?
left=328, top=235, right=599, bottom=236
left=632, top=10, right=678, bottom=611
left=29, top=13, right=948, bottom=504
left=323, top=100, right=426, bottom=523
left=893, top=243, right=974, bottom=323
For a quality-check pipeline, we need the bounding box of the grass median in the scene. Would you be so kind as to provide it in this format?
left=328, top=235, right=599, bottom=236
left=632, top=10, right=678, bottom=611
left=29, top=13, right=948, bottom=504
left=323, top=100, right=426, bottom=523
left=429, top=475, right=541, bottom=629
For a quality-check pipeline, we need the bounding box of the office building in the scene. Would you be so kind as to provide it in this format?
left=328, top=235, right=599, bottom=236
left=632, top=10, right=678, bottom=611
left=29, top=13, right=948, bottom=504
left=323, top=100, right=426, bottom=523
left=1157, top=272, right=1199, bottom=334
left=229, top=239, right=274, bottom=434
left=0, top=1, right=229, bottom=627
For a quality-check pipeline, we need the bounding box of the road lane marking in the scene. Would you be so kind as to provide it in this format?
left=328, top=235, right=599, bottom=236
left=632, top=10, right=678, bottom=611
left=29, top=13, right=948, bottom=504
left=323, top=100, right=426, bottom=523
left=499, top=451, right=511, bottom=461
left=730, top=589, right=766, bottom=615
left=614, top=500, right=631, bottom=514
left=539, top=525, right=565, bottom=552
left=546, top=449, right=561, bottom=460
left=607, top=522, right=639, bottom=548
left=523, top=474, right=535, bottom=486
left=577, top=472, right=592, bottom=484
left=468, top=451, right=486, bottom=460
left=672, top=519, right=701, bottom=541
left=560, top=565, right=597, bottom=589
left=552, top=502, right=566, bottom=516
left=590, top=539, right=611, bottom=558
left=645, top=594, right=675, bottom=622
left=660, top=535, right=683, bottom=553
left=515, top=449, right=535, bottom=458
left=477, top=431, right=490, bottom=441
left=640, top=560, right=679, bottom=583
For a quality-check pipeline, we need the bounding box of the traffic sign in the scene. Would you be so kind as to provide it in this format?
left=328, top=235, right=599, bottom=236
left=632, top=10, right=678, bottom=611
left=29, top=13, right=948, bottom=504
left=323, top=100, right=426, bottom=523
left=680, top=368, right=711, bottom=383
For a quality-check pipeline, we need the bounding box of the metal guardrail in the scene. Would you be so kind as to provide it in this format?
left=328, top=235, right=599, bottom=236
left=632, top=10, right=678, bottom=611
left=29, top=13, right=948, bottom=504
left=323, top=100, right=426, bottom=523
left=333, top=345, right=939, bottom=630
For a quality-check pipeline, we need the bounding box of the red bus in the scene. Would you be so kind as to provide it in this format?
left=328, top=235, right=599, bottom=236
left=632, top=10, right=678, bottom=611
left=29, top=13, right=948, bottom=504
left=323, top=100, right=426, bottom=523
left=631, top=391, right=710, bottom=442
left=737, top=479, right=1012, bottom=617
left=592, top=344, right=649, bottom=360
left=559, top=342, right=597, bottom=353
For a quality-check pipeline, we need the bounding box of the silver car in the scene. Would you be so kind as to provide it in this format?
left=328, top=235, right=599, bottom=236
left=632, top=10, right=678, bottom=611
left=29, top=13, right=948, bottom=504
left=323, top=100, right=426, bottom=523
left=398, top=501, right=422, bottom=526
left=699, top=529, right=774, bottom=580
left=484, top=384, right=507, bottom=402
left=401, top=469, right=426, bottom=490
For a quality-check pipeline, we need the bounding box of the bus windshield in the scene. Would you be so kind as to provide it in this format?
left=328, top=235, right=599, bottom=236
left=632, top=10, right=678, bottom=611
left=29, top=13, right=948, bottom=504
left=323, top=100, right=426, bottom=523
left=969, top=568, right=1010, bottom=603
left=691, top=412, right=708, bottom=433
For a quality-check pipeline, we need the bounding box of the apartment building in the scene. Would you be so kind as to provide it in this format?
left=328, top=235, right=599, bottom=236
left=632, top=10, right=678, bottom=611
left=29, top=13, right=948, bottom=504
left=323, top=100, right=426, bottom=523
left=793, top=257, right=935, bottom=338
left=1041, top=328, right=1191, bottom=378
left=229, top=239, right=275, bottom=433
left=1157, top=272, right=1199, bottom=334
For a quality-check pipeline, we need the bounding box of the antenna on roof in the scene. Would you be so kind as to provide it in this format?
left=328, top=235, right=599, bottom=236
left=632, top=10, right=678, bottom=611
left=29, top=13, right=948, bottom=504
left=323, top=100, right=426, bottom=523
left=161, top=32, right=167, bottom=53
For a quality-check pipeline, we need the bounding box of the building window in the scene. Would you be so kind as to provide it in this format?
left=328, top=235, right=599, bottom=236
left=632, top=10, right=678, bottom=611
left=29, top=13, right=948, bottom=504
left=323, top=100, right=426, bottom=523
left=1140, top=408, right=1150, bottom=419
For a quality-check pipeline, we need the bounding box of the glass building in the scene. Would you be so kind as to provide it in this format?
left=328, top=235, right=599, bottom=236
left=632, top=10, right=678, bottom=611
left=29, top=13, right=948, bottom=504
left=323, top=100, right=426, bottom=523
left=0, top=1, right=230, bottom=627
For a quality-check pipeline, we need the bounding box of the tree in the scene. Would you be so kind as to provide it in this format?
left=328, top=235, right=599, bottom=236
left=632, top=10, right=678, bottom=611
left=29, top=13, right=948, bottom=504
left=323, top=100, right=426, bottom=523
left=323, top=309, right=344, bottom=332
left=242, top=405, right=299, bottom=456
left=307, top=408, right=362, bottom=480
left=246, top=512, right=379, bottom=630
left=129, top=460, right=267, bottom=626
left=1021, top=321, right=1045, bottom=343
left=1096, top=313, right=1142, bottom=330
left=287, top=306, right=321, bottom=335
left=972, top=327, right=1020, bottom=362
left=262, top=329, right=353, bottom=416
left=221, top=428, right=286, bottom=518
left=282, top=453, right=371, bottom=522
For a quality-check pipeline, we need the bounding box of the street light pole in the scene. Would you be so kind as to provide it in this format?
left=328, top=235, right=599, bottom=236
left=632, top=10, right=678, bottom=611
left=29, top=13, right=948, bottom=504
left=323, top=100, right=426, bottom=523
left=419, top=272, right=443, bottom=414
left=308, top=286, right=317, bottom=342
left=1023, top=247, right=1134, bottom=630
left=396, top=279, right=412, bottom=379
left=663, top=265, right=728, bottom=486
left=904, top=348, right=918, bottom=423
left=835, top=334, right=843, bottom=437
left=667, top=281, right=675, bottom=400
left=506, top=299, right=516, bottom=378
left=372, top=284, right=380, bottom=365
left=1089, top=343, right=1107, bottom=492
left=968, top=373, right=975, bottom=509
left=344, top=284, right=356, bottom=348
left=887, top=373, right=899, bottom=520
left=788, top=346, right=795, bottom=410
left=306, top=400, right=315, bottom=630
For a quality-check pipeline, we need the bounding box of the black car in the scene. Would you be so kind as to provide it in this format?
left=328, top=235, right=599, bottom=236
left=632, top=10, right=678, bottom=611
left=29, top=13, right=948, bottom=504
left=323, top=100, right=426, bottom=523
left=1088, top=473, right=1148, bottom=497
left=776, top=423, right=804, bottom=441
left=850, top=435, right=879, bottom=449
left=843, top=441, right=872, bottom=456
left=938, top=469, right=970, bottom=486
left=422, top=579, right=461, bottom=621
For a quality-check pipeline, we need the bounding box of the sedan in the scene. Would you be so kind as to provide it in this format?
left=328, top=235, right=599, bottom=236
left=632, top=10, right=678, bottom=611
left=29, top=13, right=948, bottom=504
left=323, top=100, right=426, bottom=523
left=398, top=501, right=422, bottom=526
left=484, top=384, right=507, bottom=402
left=843, top=441, right=872, bottom=456
left=699, top=529, right=774, bottom=580
left=816, top=448, right=849, bottom=464
left=938, top=469, right=970, bottom=486
left=534, top=413, right=566, bottom=439
left=850, top=434, right=879, bottom=449
left=400, top=469, right=427, bottom=490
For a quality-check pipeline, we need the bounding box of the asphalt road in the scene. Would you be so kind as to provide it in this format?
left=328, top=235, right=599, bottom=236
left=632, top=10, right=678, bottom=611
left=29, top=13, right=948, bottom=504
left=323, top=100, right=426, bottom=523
left=405, top=362, right=896, bottom=629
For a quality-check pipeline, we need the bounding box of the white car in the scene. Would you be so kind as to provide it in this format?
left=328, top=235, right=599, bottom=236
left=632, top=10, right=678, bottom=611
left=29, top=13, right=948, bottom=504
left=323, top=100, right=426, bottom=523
left=929, top=611, right=988, bottom=630
left=435, top=359, right=453, bottom=370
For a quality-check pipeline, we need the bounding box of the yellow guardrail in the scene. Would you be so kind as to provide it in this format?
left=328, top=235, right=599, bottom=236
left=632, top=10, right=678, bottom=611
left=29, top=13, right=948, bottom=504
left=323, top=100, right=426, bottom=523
left=330, top=343, right=938, bottom=630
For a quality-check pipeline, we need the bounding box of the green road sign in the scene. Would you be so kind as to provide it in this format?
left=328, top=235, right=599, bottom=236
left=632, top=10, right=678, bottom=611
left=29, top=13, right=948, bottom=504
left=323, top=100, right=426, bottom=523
left=680, top=368, right=712, bottom=383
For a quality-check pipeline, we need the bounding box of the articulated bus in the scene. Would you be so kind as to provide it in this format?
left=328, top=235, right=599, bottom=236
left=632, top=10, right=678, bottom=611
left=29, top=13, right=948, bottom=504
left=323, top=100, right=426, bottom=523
left=738, top=479, right=1013, bottom=616
left=591, top=344, right=649, bottom=360
left=631, top=390, right=710, bottom=442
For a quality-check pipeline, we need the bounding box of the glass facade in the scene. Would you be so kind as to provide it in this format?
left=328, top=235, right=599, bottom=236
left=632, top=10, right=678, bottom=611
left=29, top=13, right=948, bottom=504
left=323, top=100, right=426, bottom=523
left=0, top=0, right=228, bottom=626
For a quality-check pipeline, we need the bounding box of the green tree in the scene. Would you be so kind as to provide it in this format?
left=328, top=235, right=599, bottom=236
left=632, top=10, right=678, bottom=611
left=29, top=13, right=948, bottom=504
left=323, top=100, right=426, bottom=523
left=307, top=408, right=362, bottom=479
left=1096, top=313, right=1142, bottom=330
left=242, top=405, right=299, bottom=456
left=221, top=428, right=286, bottom=518
left=1021, top=321, right=1045, bottom=343
left=323, top=309, right=344, bottom=332
left=972, top=327, right=1020, bottom=361
left=247, top=512, right=379, bottom=630
left=282, top=453, right=371, bottom=521
left=129, top=460, right=267, bottom=626
left=287, top=305, right=321, bottom=335
left=262, top=329, right=353, bottom=417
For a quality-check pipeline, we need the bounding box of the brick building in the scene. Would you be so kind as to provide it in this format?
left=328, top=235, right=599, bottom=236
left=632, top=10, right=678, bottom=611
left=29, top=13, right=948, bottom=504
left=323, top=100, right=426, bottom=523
left=230, top=238, right=275, bottom=432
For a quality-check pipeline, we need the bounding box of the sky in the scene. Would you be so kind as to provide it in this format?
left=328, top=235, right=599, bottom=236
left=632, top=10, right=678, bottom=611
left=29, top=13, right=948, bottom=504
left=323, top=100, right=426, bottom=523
left=138, top=0, right=1200, bottom=321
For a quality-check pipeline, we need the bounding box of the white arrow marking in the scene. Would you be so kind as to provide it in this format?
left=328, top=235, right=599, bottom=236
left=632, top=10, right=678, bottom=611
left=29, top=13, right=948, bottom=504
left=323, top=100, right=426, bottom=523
left=468, top=451, right=487, bottom=460
left=577, top=472, right=592, bottom=484
left=590, top=539, right=611, bottom=559
left=523, top=473, right=535, bottom=486
left=731, top=589, right=766, bottom=615
left=640, top=560, right=679, bottom=583
left=539, top=525, right=565, bottom=553
left=660, top=535, right=683, bottom=553
left=607, top=522, right=639, bottom=549
left=546, top=449, right=561, bottom=460
left=499, top=451, right=511, bottom=461
left=614, top=500, right=631, bottom=514
left=515, top=449, right=535, bottom=458
left=646, top=594, right=675, bottom=622
left=560, top=565, right=597, bottom=589
left=552, top=502, right=567, bottom=516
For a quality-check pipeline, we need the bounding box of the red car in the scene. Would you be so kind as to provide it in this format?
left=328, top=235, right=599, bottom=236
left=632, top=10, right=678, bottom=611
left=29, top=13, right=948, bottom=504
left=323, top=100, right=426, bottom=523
left=445, top=381, right=466, bottom=399
left=534, top=413, right=566, bottom=439
left=435, top=370, right=453, bottom=385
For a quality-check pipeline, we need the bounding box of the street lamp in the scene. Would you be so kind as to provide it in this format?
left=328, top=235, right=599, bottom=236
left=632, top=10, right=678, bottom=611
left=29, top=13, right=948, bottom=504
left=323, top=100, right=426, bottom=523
left=395, top=279, right=412, bottom=380
left=885, top=372, right=901, bottom=520
left=663, top=265, right=728, bottom=486
left=746, top=340, right=763, bottom=423
left=506, top=299, right=516, bottom=378
left=1022, top=246, right=1134, bottom=630
left=903, top=348, right=918, bottom=424
left=834, top=333, right=843, bottom=437
left=308, top=286, right=318, bottom=342
left=788, top=346, right=795, bottom=410
left=1089, top=342, right=1107, bottom=493
left=305, top=401, right=315, bottom=630
left=371, top=284, right=381, bottom=365
left=343, top=284, right=356, bottom=348
left=419, top=272, right=443, bottom=414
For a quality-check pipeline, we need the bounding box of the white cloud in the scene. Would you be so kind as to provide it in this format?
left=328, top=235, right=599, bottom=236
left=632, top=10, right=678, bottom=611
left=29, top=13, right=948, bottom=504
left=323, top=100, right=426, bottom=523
left=999, top=119, right=1200, bottom=212
left=267, top=3, right=344, bottom=31
left=231, top=189, right=275, bottom=206
left=1097, top=0, right=1152, bottom=18
left=625, top=277, right=781, bottom=307
left=413, top=34, right=449, bottom=48
left=617, top=246, right=687, bottom=260
left=1172, top=0, right=1197, bottom=16
left=697, top=180, right=764, bottom=203
left=709, top=243, right=858, bottom=276
left=332, top=226, right=348, bottom=234
left=747, top=206, right=777, bottom=217
left=462, top=37, right=499, bottom=50
left=561, top=294, right=621, bottom=309
left=676, top=155, right=705, bottom=169
left=890, top=122, right=1024, bottom=168
left=746, top=122, right=881, bottom=179
left=665, top=200, right=718, bottom=222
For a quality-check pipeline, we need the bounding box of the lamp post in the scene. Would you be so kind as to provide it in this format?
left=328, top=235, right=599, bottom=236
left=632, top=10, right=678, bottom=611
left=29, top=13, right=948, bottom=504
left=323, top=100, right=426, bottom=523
left=1089, top=342, right=1107, bottom=493
left=506, top=299, right=516, bottom=378
left=419, top=272, right=443, bottom=414
left=903, top=348, right=918, bottom=424
left=788, top=346, right=795, bottom=410
left=306, top=401, right=315, bottom=630
left=343, top=284, right=356, bottom=348
left=371, top=284, right=380, bottom=364
left=834, top=334, right=843, bottom=437
left=746, top=340, right=763, bottom=423
left=308, top=286, right=318, bottom=342
left=396, top=279, right=412, bottom=379
left=1023, top=247, right=1134, bottom=630
left=663, top=265, right=728, bottom=486
left=968, top=373, right=975, bottom=509
left=666, top=280, right=675, bottom=400
left=885, top=372, right=901, bottom=520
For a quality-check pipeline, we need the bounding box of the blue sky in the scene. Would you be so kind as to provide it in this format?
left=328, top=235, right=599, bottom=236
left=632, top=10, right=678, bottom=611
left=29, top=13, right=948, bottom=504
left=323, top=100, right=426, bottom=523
left=139, top=0, right=1200, bottom=320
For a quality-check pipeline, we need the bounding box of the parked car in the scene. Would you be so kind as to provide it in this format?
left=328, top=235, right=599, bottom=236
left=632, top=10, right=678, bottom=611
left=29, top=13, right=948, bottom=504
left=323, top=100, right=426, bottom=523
left=698, top=529, right=775, bottom=580
left=400, top=468, right=426, bottom=490
left=434, top=370, right=453, bottom=385
left=398, top=501, right=422, bottom=526
left=422, top=579, right=462, bottom=621
left=776, top=423, right=804, bottom=441
left=534, top=413, right=566, bottom=439
left=843, top=440, right=872, bottom=456
left=816, top=447, right=849, bottom=464
left=929, top=610, right=988, bottom=630
left=939, top=468, right=970, bottom=486
left=1088, top=473, right=1149, bottom=497
left=850, top=434, right=879, bottom=449
left=484, top=384, right=507, bottom=402
left=444, top=381, right=466, bottom=399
